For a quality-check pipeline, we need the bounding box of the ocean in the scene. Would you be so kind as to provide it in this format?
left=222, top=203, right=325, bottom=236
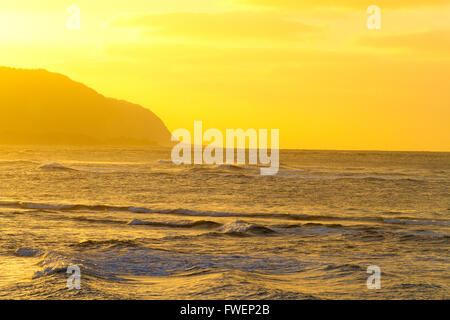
left=0, top=146, right=448, bottom=299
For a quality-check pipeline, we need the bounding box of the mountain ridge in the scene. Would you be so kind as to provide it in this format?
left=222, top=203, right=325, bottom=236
left=0, top=66, right=172, bottom=146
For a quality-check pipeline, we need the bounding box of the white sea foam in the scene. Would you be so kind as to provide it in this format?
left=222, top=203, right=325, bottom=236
left=217, top=220, right=275, bottom=234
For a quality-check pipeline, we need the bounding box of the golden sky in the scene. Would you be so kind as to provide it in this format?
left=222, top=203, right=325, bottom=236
left=0, top=0, right=449, bottom=151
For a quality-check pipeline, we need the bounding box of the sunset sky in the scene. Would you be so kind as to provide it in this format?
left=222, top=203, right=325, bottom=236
left=0, top=0, right=449, bottom=151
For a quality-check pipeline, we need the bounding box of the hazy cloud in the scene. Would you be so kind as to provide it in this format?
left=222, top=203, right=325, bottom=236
left=109, top=11, right=322, bottom=43
left=233, top=0, right=450, bottom=10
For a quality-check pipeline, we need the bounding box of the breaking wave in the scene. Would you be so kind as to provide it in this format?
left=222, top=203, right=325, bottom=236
left=127, top=218, right=221, bottom=229
left=1, top=200, right=448, bottom=229
left=217, top=220, right=276, bottom=235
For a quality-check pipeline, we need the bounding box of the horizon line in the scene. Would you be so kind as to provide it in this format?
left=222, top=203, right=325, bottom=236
left=0, top=143, right=448, bottom=153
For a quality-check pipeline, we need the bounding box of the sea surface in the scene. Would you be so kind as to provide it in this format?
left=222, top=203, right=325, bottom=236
left=0, top=146, right=448, bottom=299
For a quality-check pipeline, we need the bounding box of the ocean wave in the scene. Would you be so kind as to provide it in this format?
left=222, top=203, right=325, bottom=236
left=0, top=200, right=129, bottom=212
left=15, top=247, right=44, bottom=257
left=38, top=163, right=77, bottom=171
left=1, top=200, right=447, bottom=231
left=188, top=166, right=244, bottom=174
left=32, top=249, right=142, bottom=282
left=127, top=218, right=221, bottom=229
left=38, top=161, right=152, bottom=174
left=154, top=160, right=255, bottom=171
left=156, top=160, right=176, bottom=165
left=275, top=169, right=438, bottom=181
left=323, top=263, right=366, bottom=272
left=303, top=223, right=344, bottom=229
left=397, top=231, right=449, bottom=241
left=74, top=239, right=141, bottom=249
left=28, top=159, right=442, bottom=182
left=69, top=216, right=124, bottom=225
left=127, top=218, right=275, bottom=236
left=51, top=246, right=308, bottom=279
left=21, top=202, right=79, bottom=210
left=33, top=251, right=80, bottom=279
left=383, top=218, right=449, bottom=227
left=217, top=220, right=276, bottom=235
left=215, top=164, right=248, bottom=171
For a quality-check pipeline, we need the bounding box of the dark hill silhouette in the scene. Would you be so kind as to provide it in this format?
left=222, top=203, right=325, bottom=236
left=0, top=67, right=172, bottom=146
